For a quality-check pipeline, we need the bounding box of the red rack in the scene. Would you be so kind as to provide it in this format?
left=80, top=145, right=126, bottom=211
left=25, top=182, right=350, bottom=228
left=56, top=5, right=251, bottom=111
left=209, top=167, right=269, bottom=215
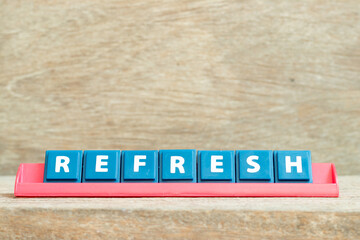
left=14, top=163, right=339, bottom=197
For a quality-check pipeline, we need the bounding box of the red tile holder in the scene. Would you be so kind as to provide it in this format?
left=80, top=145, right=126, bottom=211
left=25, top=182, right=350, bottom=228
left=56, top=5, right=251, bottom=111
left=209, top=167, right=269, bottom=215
left=14, top=163, right=339, bottom=197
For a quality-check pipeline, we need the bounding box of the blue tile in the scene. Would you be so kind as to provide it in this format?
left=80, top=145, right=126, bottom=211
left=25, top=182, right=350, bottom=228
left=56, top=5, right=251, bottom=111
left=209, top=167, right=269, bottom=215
left=274, top=150, right=312, bottom=183
left=198, top=150, right=235, bottom=182
left=44, top=150, right=83, bottom=182
left=236, top=150, right=274, bottom=182
left=122, top=150, right=158, bottom=182
left=82, top=150, right=121, bottom=182
left=159, top=149, right=196, bottom=182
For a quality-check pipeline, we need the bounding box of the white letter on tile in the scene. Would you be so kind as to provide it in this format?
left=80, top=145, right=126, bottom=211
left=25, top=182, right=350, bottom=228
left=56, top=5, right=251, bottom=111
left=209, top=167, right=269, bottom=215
left=134, top=155, right=147, bottom=172
left=55, top=156, right=70, bottom=173
left=285, top=156, right=302, bottom=173
left=211, top=156, right=224, bottom=173
left=170, top=156, right=185, bottom=174
left=95, top=155, right=109, bottom=172
left=247, top=155, right=260, bottom=173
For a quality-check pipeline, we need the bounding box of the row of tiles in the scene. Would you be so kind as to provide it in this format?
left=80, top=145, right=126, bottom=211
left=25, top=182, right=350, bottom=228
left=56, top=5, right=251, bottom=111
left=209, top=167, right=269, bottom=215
left=44, top=150, right=313, bottom=183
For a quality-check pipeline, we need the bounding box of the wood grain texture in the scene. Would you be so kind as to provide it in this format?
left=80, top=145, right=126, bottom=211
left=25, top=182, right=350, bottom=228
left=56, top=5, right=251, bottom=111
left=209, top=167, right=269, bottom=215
left=0, top=176, right=359, bottom=239
left=1, top=0, right=360, bottom=175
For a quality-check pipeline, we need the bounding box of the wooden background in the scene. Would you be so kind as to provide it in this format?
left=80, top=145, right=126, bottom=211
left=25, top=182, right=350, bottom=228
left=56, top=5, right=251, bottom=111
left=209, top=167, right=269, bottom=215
left=1, top=0, right=360, bottom=176
left=1, top=1, right=359, bottom=239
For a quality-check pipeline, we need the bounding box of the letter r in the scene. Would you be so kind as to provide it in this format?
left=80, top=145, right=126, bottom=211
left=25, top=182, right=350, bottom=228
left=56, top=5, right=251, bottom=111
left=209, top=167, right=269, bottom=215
left=170, top=156, right=185, bottom=174
left=55, top=156, right=70, bottom=173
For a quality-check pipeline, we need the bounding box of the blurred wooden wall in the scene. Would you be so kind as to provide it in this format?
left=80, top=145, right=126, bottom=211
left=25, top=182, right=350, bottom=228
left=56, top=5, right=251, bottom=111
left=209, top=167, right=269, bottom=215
left=1, top=0, right=359, bottom=175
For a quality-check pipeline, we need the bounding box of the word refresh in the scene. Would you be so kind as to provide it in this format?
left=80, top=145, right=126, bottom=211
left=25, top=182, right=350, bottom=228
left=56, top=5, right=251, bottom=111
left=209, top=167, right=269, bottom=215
left=43, top=150, right=313, bottom=183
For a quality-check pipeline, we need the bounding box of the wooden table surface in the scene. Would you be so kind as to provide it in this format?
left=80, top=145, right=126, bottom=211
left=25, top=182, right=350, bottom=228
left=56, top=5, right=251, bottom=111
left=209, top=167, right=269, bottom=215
left=1, top=176, right=359, bottom=239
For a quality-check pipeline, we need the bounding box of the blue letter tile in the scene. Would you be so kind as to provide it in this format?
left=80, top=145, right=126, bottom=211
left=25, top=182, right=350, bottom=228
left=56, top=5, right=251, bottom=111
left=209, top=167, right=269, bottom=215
left=274, top=150, right=312, bottom=183
left=82, top=150, right=121, bottom=182
left=236, top=150, right=274, bottom=182
left=44, top=150, right=83, bottom=182
left=160, top=149, right=196, bottom=182
left=122, top=150, right=158, bottom=182
left=198, top=150, right=235, bottom=182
